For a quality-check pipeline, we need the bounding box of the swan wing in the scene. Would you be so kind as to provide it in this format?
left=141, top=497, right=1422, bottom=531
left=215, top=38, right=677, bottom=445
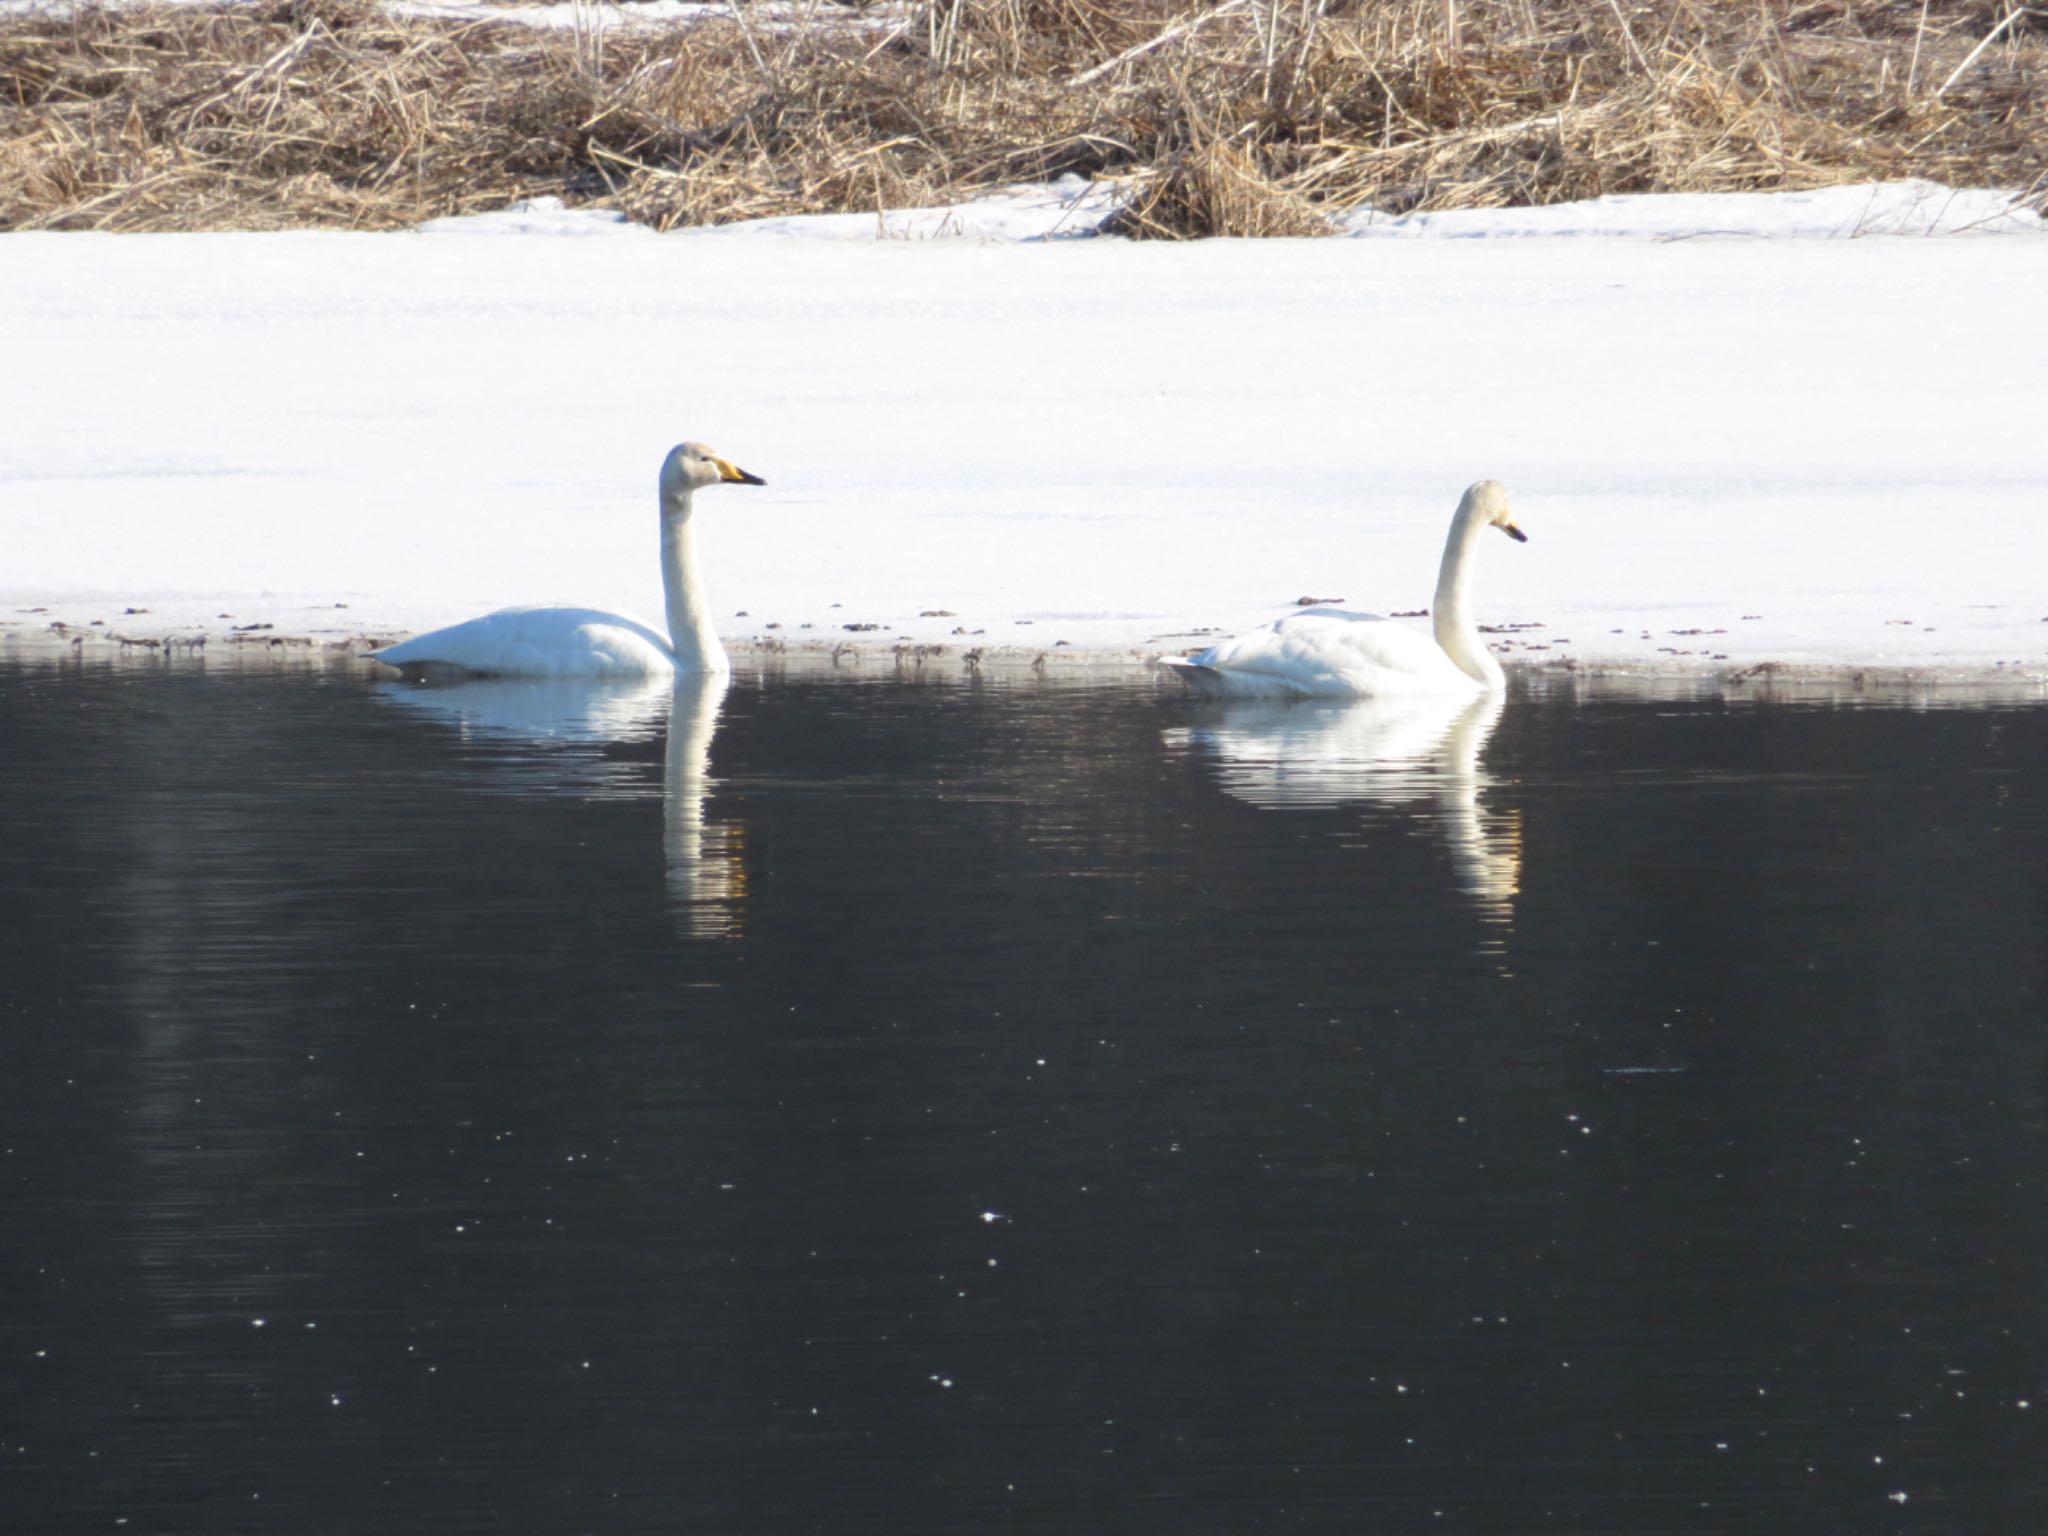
left=371, top=606, right=677, bottom=679
left=1167, top=609, right=1476, bottom=698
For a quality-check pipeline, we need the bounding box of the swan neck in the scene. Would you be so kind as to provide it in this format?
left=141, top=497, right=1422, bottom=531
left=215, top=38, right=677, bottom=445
left=1431, top=505, right=1504, bottom=689
left=661, top=488, right=729, bottom=674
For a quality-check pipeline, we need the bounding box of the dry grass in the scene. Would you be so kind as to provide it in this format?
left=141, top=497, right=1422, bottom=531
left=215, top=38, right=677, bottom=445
left=2, top=0, right=2043, bottom=234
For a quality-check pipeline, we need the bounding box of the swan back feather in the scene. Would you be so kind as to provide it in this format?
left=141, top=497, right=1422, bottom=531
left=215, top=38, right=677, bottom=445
left=1167, top=608, right=1480, bottom=698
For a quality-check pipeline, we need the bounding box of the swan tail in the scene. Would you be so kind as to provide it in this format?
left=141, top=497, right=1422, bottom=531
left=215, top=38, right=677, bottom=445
left=1161, top=656, right=1299, bottom=698
left=365, top=637, right=466, bottom=680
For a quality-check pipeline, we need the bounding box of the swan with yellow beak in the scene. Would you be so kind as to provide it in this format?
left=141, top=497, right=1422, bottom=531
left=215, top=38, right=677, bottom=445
left=1164, top=480, right=1529, bottom=698
left=372, top=441, right=765, bottom=679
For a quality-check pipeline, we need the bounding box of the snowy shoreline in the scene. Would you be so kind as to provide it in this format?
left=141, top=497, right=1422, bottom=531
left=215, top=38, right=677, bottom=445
left=5, top=180, right=2046, bottom=694
left=6, top=628, right=2045, bottom=702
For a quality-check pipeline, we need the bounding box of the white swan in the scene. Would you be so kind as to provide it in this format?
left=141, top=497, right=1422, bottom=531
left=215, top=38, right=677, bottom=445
left=1162, top=479, right=1527, bottom=698
left=370, top=441, right=764, bottom=679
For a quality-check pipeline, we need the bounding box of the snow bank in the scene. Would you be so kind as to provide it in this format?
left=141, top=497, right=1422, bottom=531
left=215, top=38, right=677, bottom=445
left=1339, top=179, right=2043, bottom=239
left=420, top=178, right=1120, bottom=243
left=421, top=177, right=2046, bottom=245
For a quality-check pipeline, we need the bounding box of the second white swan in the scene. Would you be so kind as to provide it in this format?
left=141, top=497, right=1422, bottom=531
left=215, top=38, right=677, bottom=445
left=371, top=441, right=764, bottom=679
left=1162, top=479, right=1528, bottom=699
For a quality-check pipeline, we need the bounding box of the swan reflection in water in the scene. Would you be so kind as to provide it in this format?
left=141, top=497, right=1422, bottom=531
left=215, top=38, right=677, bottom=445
left=1166, top=691, right=1522, bottom=935
left=372, top=673, right=745, bottom=939
left=659, top=674, right=745, bottom=938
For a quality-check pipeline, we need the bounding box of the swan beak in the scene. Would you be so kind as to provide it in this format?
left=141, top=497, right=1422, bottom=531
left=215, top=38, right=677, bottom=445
left=1503, top=522, right=1528, bottom=543
left=715, top=458, right=766, bottom=487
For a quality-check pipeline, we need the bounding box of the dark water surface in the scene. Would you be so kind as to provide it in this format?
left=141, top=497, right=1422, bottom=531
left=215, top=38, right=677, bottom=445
left=3, top=657, right=2044, bottom=1534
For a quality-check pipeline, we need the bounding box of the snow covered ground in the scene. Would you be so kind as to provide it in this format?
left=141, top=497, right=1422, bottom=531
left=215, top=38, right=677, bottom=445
left=4, top=179, right=2045, bottom=687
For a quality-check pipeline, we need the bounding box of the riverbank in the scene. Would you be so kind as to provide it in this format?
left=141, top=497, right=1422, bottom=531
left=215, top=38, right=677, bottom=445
left=6, top=193, right=2045, bottom=689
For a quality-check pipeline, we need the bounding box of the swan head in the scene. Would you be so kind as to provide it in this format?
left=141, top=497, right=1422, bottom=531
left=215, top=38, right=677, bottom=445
left=1462, top=479, right=1527, bottom=542
left=660, top=441, right=766, bottom=501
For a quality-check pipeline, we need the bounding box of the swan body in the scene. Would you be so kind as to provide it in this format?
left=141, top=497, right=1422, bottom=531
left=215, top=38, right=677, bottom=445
left=371, top=441, right=763, bottom=679
left=374, top=606, right=678, bottom=680
left=1163, top=480, right=1527, bottom=699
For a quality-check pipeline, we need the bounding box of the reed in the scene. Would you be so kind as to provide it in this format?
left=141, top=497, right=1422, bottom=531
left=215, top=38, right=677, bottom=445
left=2, top=0, right=2040, bottom=234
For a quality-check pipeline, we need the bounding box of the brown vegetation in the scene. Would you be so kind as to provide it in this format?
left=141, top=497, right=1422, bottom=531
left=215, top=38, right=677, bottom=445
left=2, top=0, right=2043, bottom=234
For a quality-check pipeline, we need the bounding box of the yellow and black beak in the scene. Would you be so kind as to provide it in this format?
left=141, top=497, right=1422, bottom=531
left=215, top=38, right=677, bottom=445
left=715, top=457, right=765, bottom=487
left=1503, top=522, right=1528, bottom=543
